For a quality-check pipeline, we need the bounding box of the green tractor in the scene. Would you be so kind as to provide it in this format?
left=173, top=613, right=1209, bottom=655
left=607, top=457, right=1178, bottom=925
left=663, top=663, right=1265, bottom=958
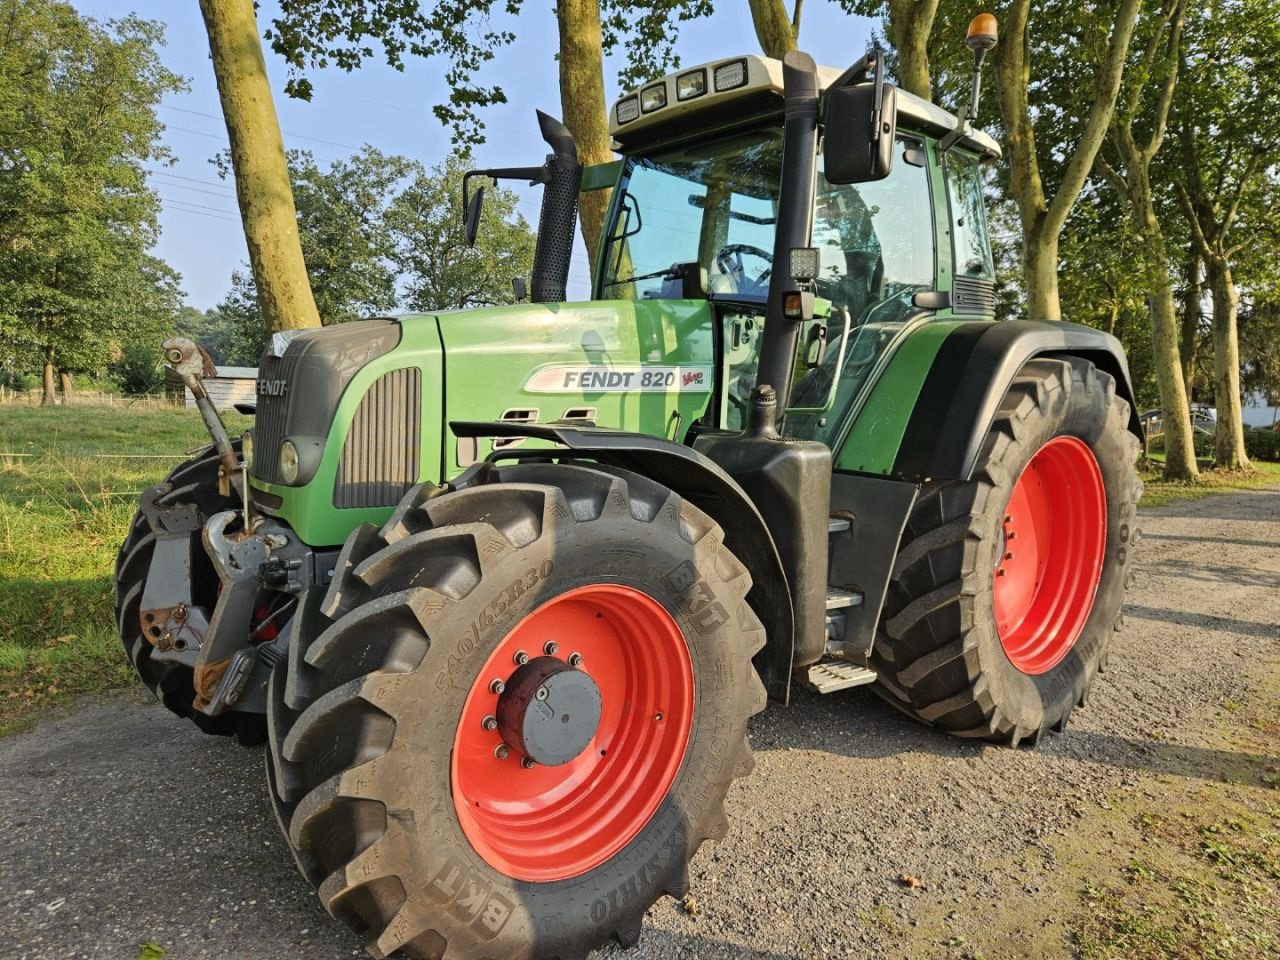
left=117, top=24, right=1142, bottom=960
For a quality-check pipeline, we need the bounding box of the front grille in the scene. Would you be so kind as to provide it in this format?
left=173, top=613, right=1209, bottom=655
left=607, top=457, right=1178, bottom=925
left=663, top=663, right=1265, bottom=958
left=253, top=351, right=303, bottom=484
left=334, top=368, right=422, bottom=509
left=250, top=320, right=402, bottom=487
left=953, top=276, right=996, bottom=315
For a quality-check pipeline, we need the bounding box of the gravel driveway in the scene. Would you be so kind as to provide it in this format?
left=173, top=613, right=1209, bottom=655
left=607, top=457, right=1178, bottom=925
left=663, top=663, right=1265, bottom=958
left=3, top=488, right=1278, bottom=960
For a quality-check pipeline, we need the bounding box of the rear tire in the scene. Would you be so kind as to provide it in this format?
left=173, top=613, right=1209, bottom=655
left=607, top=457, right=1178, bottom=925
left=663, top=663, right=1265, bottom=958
left=870, top=358, right=1142, bottom=746
left=114, top=441, right=266, bottom=744
left=267, top=463, right=766, bottom=959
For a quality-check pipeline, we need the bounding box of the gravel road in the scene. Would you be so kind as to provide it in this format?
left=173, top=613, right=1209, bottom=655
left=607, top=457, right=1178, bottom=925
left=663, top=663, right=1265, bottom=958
left=3, top=488, right=1278, bottom=960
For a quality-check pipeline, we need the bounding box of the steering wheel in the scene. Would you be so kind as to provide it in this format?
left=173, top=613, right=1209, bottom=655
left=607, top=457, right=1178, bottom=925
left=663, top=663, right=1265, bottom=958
left=715, top=243, right=773, bottom=295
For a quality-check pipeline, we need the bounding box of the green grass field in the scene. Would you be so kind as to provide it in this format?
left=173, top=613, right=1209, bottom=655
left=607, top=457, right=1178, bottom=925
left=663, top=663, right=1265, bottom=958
left=0, top=403, right=249, bottom=733
left=1, top=404, right=1277, bottom=735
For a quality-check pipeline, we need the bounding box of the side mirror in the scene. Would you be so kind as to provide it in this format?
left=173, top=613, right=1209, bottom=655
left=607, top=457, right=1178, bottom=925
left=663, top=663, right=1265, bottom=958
left=463, top=184, right=486, bottom=248
left=824, top=81, right=898, bottom=184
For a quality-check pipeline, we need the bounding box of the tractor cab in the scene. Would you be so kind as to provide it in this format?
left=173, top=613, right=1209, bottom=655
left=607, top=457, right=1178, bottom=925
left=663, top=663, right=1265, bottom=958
left=595, top=54, right=1001, bottom=440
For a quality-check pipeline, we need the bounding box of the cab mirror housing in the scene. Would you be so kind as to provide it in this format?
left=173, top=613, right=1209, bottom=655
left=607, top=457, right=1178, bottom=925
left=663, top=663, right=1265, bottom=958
left=463, top=185, right=486, bottom=248
left=823, top=81, right=898, bottom=184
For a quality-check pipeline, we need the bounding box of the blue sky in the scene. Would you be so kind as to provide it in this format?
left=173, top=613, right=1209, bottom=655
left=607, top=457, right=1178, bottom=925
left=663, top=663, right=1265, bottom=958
left=73, top=1, right=878, bottom=310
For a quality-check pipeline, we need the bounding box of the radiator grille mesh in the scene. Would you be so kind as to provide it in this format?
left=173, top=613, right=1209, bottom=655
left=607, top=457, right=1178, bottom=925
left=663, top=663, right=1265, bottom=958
left=253, top=351, right=302, bottom=484
left=334, top=368, right=422, bottom=509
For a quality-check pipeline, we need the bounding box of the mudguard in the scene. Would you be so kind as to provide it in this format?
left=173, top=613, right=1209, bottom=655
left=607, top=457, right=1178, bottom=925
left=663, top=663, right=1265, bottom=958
left=894, top=320, right=1143, bottom=482
left=450, top=421, right=797, bottom=702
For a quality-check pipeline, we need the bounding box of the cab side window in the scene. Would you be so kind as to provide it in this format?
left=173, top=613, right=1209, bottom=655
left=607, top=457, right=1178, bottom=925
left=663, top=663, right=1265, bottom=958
left=944, top=150, right=994, bottom=279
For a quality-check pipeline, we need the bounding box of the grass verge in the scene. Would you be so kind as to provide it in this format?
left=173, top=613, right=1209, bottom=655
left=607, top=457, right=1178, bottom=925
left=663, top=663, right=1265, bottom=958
left=0, top=403, right=248, bottom=734
left=1139, top=460, right=1280, bottom=508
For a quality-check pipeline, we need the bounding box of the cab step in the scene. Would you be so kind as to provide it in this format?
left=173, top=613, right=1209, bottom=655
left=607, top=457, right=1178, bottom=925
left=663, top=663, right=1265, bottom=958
left=802, top=660, right=878, bottom=694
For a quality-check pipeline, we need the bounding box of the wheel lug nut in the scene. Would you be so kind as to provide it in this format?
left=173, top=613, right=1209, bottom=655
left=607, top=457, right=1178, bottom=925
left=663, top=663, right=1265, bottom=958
left=543, top=641, right=559, bottom=655
left=482, top=715, right=498, bottom=731
left=568, top=653, right=582, bottom=668
left=513, top=650, right=529, bottom=666
left=494, top=744, right=510, bottom=760
left=1005, top=551, right=1014, bottom=561
left=489, top=679, right=505, bottom=695
left=535, top=686, right=549, bottom=702
left=997, top=568, right=1007, bottom=577
left=1007, top=531, right=1017, bottom=540
left=521, top=757, right=536, bottom=769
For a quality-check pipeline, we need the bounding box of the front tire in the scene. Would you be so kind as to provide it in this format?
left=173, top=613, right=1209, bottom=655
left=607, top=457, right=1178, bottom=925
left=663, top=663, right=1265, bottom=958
left=267, top=463, right=766, bottom=959
left=870, top=358, right=1141, bottom=746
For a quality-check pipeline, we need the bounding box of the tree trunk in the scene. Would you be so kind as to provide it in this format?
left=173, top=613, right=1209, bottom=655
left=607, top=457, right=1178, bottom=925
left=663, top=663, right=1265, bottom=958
left=995, top=0, right=1141, bottom=324
left=1207, top=258, right=1250, bottom=470
left=888, top=0, right=939, bottom=100
left=58, top=369, right=74, bottom=401
left=747, top=0, right=798, bottom=59
left=1022, top=218, right=1061, bottom=320
left=1130, top=172, right=1197, bottom=481
left=199, top=0, right=320, bottom=332
left=556, top=0, right=612, bottom=278
left=1179, top=246, right=1201, bottom=392
left=41, top=350, right=57, bottom=406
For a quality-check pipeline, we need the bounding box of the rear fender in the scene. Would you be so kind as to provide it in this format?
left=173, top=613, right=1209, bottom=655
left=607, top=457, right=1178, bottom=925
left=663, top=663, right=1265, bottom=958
left=451, top=421, right=796, bottom=701
left=894, top=320, right=1143, bottom=482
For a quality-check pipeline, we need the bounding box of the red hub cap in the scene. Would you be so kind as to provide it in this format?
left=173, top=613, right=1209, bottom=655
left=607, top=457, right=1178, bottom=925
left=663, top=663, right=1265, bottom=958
left=993, top=436, right=1107, bottom=675
left=451, top=584, right=694, bottom=882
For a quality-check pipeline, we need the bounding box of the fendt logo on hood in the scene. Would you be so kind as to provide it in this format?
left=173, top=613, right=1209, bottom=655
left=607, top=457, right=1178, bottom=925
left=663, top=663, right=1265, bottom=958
left=257, top=379, right=288, bottom=397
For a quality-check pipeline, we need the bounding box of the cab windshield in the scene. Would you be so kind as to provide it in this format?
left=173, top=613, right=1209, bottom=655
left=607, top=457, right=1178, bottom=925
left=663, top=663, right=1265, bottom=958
left=601, top=129, right=783, bottom=302
left=600, top=127, right=935, bottom=321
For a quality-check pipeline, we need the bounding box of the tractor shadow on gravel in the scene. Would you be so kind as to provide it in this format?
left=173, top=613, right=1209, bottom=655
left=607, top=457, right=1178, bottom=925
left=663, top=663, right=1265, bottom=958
left=746, top=685, right=1279, bottom=787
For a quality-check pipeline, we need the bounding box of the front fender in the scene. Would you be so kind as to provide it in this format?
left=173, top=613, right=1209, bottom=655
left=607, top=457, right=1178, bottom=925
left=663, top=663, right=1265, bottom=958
left=450, top=421, right=796, bottom=701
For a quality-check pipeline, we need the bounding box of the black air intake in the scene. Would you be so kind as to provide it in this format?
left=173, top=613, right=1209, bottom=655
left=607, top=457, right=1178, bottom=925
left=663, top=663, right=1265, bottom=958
left=530, top=111, right=582, bottom=303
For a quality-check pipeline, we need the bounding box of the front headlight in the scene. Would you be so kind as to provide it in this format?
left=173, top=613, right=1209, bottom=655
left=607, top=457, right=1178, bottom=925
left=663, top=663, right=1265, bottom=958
left=279, top=439, right=300, bottom=484
left=241, top=429, right=254, bottom=472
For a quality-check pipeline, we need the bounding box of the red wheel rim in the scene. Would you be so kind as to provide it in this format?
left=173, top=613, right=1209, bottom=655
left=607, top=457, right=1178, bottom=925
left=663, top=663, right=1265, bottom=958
left=451, top=584, right=694, bottom=882
left=993, top=436, right=1107, bottom=675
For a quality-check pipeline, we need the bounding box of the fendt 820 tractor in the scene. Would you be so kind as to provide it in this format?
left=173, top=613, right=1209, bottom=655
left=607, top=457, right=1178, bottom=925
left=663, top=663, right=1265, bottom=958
left=117, top=20, right=1142, bottom=960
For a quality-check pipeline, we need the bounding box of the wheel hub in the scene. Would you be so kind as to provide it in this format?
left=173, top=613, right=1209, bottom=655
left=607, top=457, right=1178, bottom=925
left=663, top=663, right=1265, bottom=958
left=496, top=656, right=602, bottom=766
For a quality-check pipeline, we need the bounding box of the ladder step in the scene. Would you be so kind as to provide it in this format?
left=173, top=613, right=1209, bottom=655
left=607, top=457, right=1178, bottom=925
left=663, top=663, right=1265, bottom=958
left=826, top=588, right=863, bottom=610
left=802, top=661, right=878, bottom=694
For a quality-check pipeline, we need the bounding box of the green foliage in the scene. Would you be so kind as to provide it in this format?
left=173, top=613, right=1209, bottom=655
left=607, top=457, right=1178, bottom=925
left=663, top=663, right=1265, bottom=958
left=389, top=152, right=536, bottom=312
left=1244, top=429, right=1280, bottom=463
left=111, top=340, right=165, bottom=396
left=211, top=149, right=536, bottom=362
left=0, top=0, right=186, bottom=387
left=264, top=0, right=716, bottom=146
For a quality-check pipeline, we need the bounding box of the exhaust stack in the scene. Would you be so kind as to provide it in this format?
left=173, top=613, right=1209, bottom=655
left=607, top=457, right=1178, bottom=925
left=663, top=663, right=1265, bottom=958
left=461, top=111, right=583, bottom=304
left=529, top=111, right=582, bottom=304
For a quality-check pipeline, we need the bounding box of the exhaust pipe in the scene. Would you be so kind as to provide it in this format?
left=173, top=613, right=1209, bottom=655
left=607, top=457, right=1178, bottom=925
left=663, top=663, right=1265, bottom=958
left=461, top=112, right=583, bottom=305
left=529, top=111, right=582, bottom=303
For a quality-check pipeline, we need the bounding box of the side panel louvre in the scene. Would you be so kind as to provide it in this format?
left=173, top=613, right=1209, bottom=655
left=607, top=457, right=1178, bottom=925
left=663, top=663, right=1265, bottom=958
left=334, top=368, right=422, bottom=509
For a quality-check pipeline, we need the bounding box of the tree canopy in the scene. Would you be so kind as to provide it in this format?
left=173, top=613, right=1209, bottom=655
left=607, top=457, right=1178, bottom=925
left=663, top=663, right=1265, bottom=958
left=0, top=0, right=185, bottom=403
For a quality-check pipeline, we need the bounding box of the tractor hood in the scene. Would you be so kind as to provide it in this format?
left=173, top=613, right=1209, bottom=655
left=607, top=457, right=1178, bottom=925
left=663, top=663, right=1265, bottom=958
left=247, top=300, right=718, bottom=546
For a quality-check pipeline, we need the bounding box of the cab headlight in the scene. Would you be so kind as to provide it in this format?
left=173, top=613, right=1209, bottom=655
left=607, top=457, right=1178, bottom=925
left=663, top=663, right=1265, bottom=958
left=241, top=429, right=254, bottom=472
left=279, top=439, right=300, bottom=484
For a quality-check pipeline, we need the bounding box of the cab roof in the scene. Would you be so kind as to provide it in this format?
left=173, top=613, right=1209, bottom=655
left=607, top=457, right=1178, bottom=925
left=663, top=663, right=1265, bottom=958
left=609, top=54, right=1001, bottom=161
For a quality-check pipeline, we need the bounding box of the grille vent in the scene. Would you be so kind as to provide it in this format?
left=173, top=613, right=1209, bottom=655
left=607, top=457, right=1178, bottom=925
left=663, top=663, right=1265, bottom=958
left=953, top=276, right=997, bottom=315
left=333, top=368, right=422, bottom=509
left=253, top=351, right=303, bottom=484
